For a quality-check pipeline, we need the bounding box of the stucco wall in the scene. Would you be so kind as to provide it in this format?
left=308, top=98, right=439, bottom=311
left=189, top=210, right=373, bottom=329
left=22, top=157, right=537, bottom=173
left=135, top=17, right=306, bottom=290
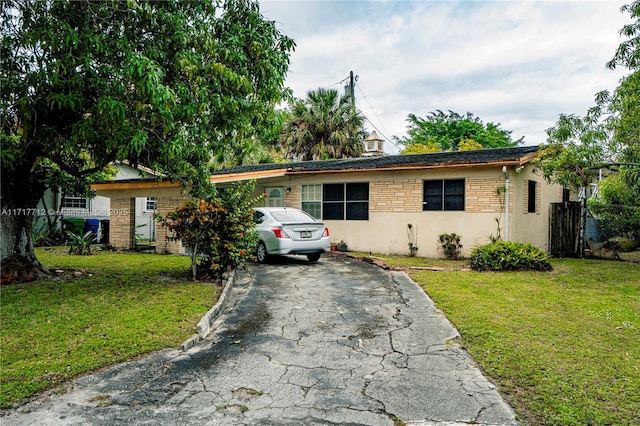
left=508, top=165, right=563, bottom=253
left=97, top=162, right=564, bottom=258
left=250, top=165, right=563, bottom=258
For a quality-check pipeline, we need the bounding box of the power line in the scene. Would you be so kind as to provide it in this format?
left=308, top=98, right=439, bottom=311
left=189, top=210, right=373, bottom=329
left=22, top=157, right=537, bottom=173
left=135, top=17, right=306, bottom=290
left=329, top=73, right=351, bottom=88
left=357, top=108, right=402, bottom=153
left=355, top=82, right=391, bottom=137
left=354, top=82, right=402, bottom=153
left=326, top=71, right=402, bottom=153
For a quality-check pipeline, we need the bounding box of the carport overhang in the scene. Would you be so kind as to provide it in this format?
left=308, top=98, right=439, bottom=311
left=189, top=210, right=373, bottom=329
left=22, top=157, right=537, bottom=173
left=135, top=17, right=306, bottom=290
left=208, top=168, right=288, bottom=184
left=91, top=179, right=182, bottom=192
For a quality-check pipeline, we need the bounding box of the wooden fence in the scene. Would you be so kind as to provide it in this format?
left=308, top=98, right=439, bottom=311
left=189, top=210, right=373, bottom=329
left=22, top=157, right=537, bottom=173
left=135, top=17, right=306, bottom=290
left=549, top=202, right=582, bottom=257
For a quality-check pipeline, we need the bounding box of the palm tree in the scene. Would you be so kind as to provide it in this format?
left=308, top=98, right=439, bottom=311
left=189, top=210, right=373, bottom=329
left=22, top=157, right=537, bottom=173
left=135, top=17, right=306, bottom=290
left=280, top=88, right=366, bottom=161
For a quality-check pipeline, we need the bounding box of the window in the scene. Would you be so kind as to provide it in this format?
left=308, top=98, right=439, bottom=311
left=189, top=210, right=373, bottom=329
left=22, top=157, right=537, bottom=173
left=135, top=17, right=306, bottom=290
left=323, top=184, right=345, bottom=220
left=145, top=197, right=157, bottom=212
left=423, top=179, right=465, bottom=211
left=346, top=182, right=369, bottom=220
left=301, top=184, right=322, bottom=219
left=61, top=195, right=88, bottom=209
left=322, top=182, right=369, bottom=221
left=253, top=210, right=266, bottom=224
left=265, top=187, right=284, bottom=207
left=528, top=180, right=537, bottom=213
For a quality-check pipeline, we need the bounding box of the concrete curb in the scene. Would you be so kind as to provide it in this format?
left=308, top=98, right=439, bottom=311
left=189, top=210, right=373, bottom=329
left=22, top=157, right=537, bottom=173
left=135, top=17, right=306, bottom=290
left=180, top=268, right=237, bottom=351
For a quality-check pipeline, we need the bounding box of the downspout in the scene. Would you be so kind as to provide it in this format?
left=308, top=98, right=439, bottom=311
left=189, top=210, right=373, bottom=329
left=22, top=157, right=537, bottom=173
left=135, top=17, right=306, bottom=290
left=502, top=166, right=510, bottom=241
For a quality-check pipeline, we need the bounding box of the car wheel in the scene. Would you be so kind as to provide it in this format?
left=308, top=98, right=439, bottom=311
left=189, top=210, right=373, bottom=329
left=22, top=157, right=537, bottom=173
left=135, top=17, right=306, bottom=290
left=306, top=253, right=321, bottom=262
left=256, top=241, right=269, bottom=263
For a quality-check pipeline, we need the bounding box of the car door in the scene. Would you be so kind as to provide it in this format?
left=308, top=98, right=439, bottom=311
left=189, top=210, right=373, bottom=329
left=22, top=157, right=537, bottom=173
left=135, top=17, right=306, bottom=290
left=254, top=209, right=278, bottom=253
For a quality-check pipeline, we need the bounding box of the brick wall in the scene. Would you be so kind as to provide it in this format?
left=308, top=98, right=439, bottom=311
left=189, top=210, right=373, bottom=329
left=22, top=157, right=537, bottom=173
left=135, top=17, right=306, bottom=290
left=466, top=177, right=510, bottom=214
left=370, top=179, right=422, bottom=212
left=284, top=185, right=300, bottom=208
left=108, top=197, right=132, bottom=249
left=254, top=173, right=514, bottom=216
left=107, top=194, right=184, bottom=253
left=154, top=195, right=185, bottom=253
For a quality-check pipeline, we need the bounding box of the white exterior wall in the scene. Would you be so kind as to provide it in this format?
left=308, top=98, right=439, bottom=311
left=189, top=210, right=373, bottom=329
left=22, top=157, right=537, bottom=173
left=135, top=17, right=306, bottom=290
left=509, top=164, right=563, bottom=253
left=133, top=197, right=157, bottom=241
left=291, top=168, right=500, bottom=258
left=34, top=190, right=111, bottom=237
left=247, top=164, right=564, bottom=258
left=87, top=160, right=563, bottom=257
left=35, top=163, right=159, bottom=238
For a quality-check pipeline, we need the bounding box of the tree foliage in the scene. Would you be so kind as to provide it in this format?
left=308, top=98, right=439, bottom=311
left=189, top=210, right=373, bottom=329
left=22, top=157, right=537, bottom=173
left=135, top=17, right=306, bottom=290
left=0, top=0, right=294, bottom=275
left=401, top=142, right=441, bottom=155
left=279, top=88, right=366, bottom=161
left=156, top=180, right=263, bottom=280
left=397, top=110, right=523, bottom=154
left=208, top=108, right=292, bottom=169
left=535, top=1, right=640, bottom=242
left=535, top=114, right=610, bottom=188
left=608, top=1, right=640, bottom=70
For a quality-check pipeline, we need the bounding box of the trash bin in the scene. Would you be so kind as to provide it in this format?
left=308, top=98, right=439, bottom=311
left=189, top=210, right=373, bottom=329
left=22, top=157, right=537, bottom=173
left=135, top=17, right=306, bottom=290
left=84, top=219, right=100, bottom=243
left=62, top=217, right=85, bottom=240
left=100, top=219, right=110, bottom=244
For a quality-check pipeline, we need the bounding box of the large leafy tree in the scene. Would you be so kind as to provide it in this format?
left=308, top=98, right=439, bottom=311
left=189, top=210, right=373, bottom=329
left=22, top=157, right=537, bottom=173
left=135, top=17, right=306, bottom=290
left=0, top=0, right=294, bottom=277
left=397, top=110, right=523, bottom=153
left=535, top=1, right=640, bottom=243
left=279, top=88, right=366, bottom=161
left=209, top=108, right=290, bottom=169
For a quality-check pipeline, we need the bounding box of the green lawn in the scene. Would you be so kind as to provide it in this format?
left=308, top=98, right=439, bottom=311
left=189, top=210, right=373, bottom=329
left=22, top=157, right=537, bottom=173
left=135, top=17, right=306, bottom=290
left=366, top=253, right=640, bottom=425
left=3, top=250, right=639, bottom=424
left=1, top=248, right=218, bottom=409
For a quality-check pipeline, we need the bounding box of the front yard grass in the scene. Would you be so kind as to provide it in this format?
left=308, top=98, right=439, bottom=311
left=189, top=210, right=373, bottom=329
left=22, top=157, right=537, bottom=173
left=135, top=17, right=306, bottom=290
left=0, top=248, right=218, bottom=409
left=366, top=253, right=639, bottom=425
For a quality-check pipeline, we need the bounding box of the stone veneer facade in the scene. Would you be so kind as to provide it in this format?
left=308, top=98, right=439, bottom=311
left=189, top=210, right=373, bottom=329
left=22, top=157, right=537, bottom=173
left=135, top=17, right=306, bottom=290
left=104, top=190, right=185, bottom=254
left=370, top=179, right=422, bottom=212
left=95, top=154, right=564, bottom=257
left=369, top=177, right=510, bottom=214
left=466, top=177, right=511, bottom=214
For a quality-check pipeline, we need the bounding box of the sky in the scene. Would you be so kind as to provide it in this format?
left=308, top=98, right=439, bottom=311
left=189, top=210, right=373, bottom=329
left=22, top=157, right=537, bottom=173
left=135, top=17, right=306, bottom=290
left=260, top=0, right=632, bottom=153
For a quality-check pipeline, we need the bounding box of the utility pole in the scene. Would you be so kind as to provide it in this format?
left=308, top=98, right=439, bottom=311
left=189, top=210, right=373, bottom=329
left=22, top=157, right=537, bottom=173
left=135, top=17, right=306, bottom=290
left=344, top=71, right=356, bottom=112
left=349, top=70, right=355, bottom=112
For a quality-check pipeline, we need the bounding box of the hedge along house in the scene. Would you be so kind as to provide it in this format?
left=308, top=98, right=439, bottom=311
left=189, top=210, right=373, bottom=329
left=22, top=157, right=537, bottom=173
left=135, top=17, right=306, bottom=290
left=91, top=145, right=565, bottom=257
left=208, top=145, right=565, bottom=258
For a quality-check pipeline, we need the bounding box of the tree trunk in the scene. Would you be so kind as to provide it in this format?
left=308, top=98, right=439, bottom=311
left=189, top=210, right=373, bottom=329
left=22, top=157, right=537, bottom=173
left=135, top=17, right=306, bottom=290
left=1, top=208, right=49, bottom=280
left=191, top=242, right=198, bottom=281
left=1, top=157, right=50, bottom=281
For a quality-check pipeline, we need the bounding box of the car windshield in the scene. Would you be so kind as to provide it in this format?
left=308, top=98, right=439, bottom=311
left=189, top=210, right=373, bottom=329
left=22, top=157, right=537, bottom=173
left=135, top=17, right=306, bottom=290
left=270, top=210, right=316, bottom=223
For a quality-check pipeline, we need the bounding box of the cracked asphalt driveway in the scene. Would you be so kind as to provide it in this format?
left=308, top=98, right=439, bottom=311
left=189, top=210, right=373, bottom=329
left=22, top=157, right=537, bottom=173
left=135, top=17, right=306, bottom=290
left=4, top=255, right=517, bottom=426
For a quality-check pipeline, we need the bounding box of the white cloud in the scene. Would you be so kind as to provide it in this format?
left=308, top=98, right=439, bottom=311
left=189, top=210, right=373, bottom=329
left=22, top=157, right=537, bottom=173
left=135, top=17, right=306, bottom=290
left=262, top=0, right=632, bottom=152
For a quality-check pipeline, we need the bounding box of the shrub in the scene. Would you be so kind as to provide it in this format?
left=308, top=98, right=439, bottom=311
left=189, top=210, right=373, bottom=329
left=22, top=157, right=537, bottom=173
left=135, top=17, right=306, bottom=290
left=438, top=233, right=463, bottom=260
left=469, top=240, right=552, bottom=272
left=156, top=180, right=263, bottom=280
left=66, top=231, right=95, bottom=255
left=603, top=237, right=636, bottom=252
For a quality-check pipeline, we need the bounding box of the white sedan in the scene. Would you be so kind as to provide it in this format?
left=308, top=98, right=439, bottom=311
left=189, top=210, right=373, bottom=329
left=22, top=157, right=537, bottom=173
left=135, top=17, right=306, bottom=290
left=253, top=207, right=330, bottom=263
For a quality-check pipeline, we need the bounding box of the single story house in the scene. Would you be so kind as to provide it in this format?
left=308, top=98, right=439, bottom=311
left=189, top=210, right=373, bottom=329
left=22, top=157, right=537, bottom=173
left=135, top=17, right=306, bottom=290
left=91, top=145, right=568, bottom=258
left=35, top=163, right=163, bottom=243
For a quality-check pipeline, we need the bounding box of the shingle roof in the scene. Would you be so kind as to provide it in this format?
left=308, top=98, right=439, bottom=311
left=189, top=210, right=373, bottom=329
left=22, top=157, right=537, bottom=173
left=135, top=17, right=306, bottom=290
left=212, top=145, right=539, bottom=176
